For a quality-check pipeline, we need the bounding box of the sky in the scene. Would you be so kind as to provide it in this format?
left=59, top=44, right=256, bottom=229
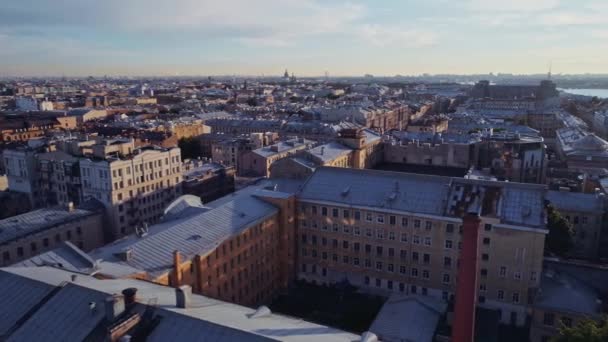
left=0, top=0, right=607, bottom=77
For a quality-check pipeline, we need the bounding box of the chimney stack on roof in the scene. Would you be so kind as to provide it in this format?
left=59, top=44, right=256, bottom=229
left=173, top=250, right=182, bottom=287
left=105, top=295, right=125, bottom=322
left=452, top=213, right=482, bottom=342
left=122, top=288, right=138, bottom=306
left=176, top=285, right=192, bottom=308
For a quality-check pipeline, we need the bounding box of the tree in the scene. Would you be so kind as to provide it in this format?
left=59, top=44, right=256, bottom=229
left=178, top=137, right=203, bottom=160
left=552, top=317, right=608, bottom=342
left=545, top=204, right=574, bottom=257
left=246, top=97, right=258, bottom=107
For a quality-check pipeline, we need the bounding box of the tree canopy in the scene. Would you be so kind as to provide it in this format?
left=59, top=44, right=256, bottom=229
left=552, top=317, right=608, bottom=342
left=545, top=204, right=574, bottom=257
left=178, top=137, right=203, bottom=161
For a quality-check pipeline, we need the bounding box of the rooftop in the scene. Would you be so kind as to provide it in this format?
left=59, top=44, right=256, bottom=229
left=0, top=266, right=361, bottom=341
left=0, top=205, right=101, bottom=246
left=299, top=167, right=547, bottom=228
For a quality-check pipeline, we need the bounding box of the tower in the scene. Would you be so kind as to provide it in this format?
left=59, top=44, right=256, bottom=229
left=283, top=69, right=289, bottom=79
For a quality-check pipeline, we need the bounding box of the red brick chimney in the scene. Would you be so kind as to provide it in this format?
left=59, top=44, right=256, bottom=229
left=173, top=250, right=182, bottom=287
left=452, top=213, right=481, bottom=342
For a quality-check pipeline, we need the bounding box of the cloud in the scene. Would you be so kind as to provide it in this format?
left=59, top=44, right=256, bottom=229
left=468, top=0, right=559, bottom=12
left=359, top=25, right=438, bottom=47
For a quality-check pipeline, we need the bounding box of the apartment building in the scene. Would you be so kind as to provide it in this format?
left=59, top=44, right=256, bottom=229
left=239, top=137, right=315, bottom=177
left=84, top=182, right=297, bottom=308
left=80, top=145, right=182, bottom=239
left=296, top=167, right=547, bottom=326
left=546, top=190, right=606, bottom=260
left=0, top=201, right=104, bottom=267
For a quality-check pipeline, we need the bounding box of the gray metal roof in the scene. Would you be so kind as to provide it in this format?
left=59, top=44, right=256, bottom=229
left=299, top=167, right=547, bottom=228
left=535, top=269, right=602, bottom=316
left=0, top=271, right=56, bottom=337
left=90, top=194, right=279, bottom=277
left=546, top=191, right=605, bottom=213
left=307, top=142, right=353, bottom=163
left=369, top=294, right=446, bottom=342
left=7, top=283, right=108, bottom=342
left=14, top=241, right=97, bottom=274
left=1, top=267, right=360, bottom=342
left=0, top=207, right=99, bottom=246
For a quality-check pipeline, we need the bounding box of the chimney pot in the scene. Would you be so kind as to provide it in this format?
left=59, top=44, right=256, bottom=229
left=176, top=285, right=192, bottom=308
left=105, top=295, right=125, bottom=321
left=122, top=288, right=138, bottom=306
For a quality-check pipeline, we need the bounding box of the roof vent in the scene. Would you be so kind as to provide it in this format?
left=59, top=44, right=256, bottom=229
left=115, top=248, right=133, bottom=262
left=360, top=331, right=379, bottom=342
left=341, top=186, right=351, bottom=197
left=249, top=305, right=272, bottom=319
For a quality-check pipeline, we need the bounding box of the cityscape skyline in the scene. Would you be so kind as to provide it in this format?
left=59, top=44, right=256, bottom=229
left=1, top=0, right=608, bottom=76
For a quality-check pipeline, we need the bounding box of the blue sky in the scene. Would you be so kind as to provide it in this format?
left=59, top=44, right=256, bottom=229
left=0, top=0, right=607, bottom=76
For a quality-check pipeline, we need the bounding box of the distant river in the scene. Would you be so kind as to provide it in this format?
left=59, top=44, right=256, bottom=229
left=560, top=88, right=608, bottom=98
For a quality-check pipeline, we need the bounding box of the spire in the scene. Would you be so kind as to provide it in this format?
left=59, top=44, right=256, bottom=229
left=284, top=69, right=289, bottom=78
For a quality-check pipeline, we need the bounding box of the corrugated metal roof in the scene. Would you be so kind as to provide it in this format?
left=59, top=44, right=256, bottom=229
left=1, top=267, right=360, bottom=342
left=90, top=194, right=279, bottom=277
left=369, top=294, right=446, bottom=342
left=299, top=167, right=546, bottom=228
left=0, top=207, right=98, bottom=245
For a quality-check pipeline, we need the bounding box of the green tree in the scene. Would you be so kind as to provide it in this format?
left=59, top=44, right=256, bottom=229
left=178, top=137, right=202, bottom=160
left=545, top=204, right=574, bottom=257
left=552, top=317, right=608, bottom=342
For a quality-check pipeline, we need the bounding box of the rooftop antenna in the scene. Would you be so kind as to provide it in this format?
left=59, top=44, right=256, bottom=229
left=547, top=61, right=552, bottom=80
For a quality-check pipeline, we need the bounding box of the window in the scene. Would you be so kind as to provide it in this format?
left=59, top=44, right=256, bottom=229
left=312, top=206, right=318, bottom=214
left=332, top=208, right=338, bottom=218
left=375, top=278, right=381, bottom=287
left=425, top=221, right=432, bottom=230
left=365, top=244, right=372, bottom=253
left=412, top=252, right=419, bottom=262
left=497, top=290, right=504, bottom=300
left=400, top=249, right=407, bottom=260
left=512, top=292, right=520, bottom=303
left=389, top=216, right=396, bottom=225
left=400, top=266, right=407, bottom=274
left=343, top=210, right=350, bottom=219
left=446, top=223, right=454, bottom=233
left=411, top=268, right=418, bottom=277
left=366, top=213, right=373, bottom=222
left=444, top=257, right=452, bottom=268
left=388, top=264, right=394, bottom=272
left=482, top=253, right=489, bottom=261
left=414, top=219, right=421, bottom=228
left=479, top=283, right=487, bottom=292
left=531, top=271, right=537, bottom=282
left=354, top=211, right=361, bottom=220
left=30, top=242, right=37, bottom=252
left=413, top=235, right=420, bottom=244
left=401, top=217, right=408, bottom=227
left=377, top=215, right=385, bottom=224
left=445, top=240, right=453, bottom=249
left=354, top=227, right=360, bottom=236
left=376, top=262, right=383, bottom=271
left=423, top=254, right=430, bottom=264
left=364, top=276, right=370, bottom=285
left=332, top=224, right=339, bottom=232
left=422, top=270, right=430, bottom=279
left=342, top=241, right=349, bottom=249
left=343, top=255, right=349, bottom=264
left=483, top=237, right=490, bottom=245
left=424, top=237, right=431, bottom=246
left=365, top=259, right=371, bottom=268
left=387, top=280, right=393, bottom=290
left=376, top=229, right=385, bottom=239
left=376, top=246, right=383, bottom=257
left=354, top=242, right=361, bottom=252
left=543, top=313, right=555, bottom=326
left=480, top=268, right=488, bottom=277
left=514, top=271, right=522, bottom=281
left=365, top=228, right=372, bottom=237
left=400, top=233, right=407, bottom=242
left=484, top=223, right=492, bottom=231
left=322, top=207, right=328, bottom=216
left=388, top=232, right=395, bottom=240
left=354, top=257, right=360, bottom=266
left=443, top=274, right=450, bottom=284
left=499, top=266, right=507, bottom=278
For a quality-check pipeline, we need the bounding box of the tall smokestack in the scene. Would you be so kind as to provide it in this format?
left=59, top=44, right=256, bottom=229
left=452, top=213, right=482, bottom=342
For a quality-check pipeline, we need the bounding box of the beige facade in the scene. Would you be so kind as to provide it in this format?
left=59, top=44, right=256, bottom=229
left=80, top=147, right=182, bottom=238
